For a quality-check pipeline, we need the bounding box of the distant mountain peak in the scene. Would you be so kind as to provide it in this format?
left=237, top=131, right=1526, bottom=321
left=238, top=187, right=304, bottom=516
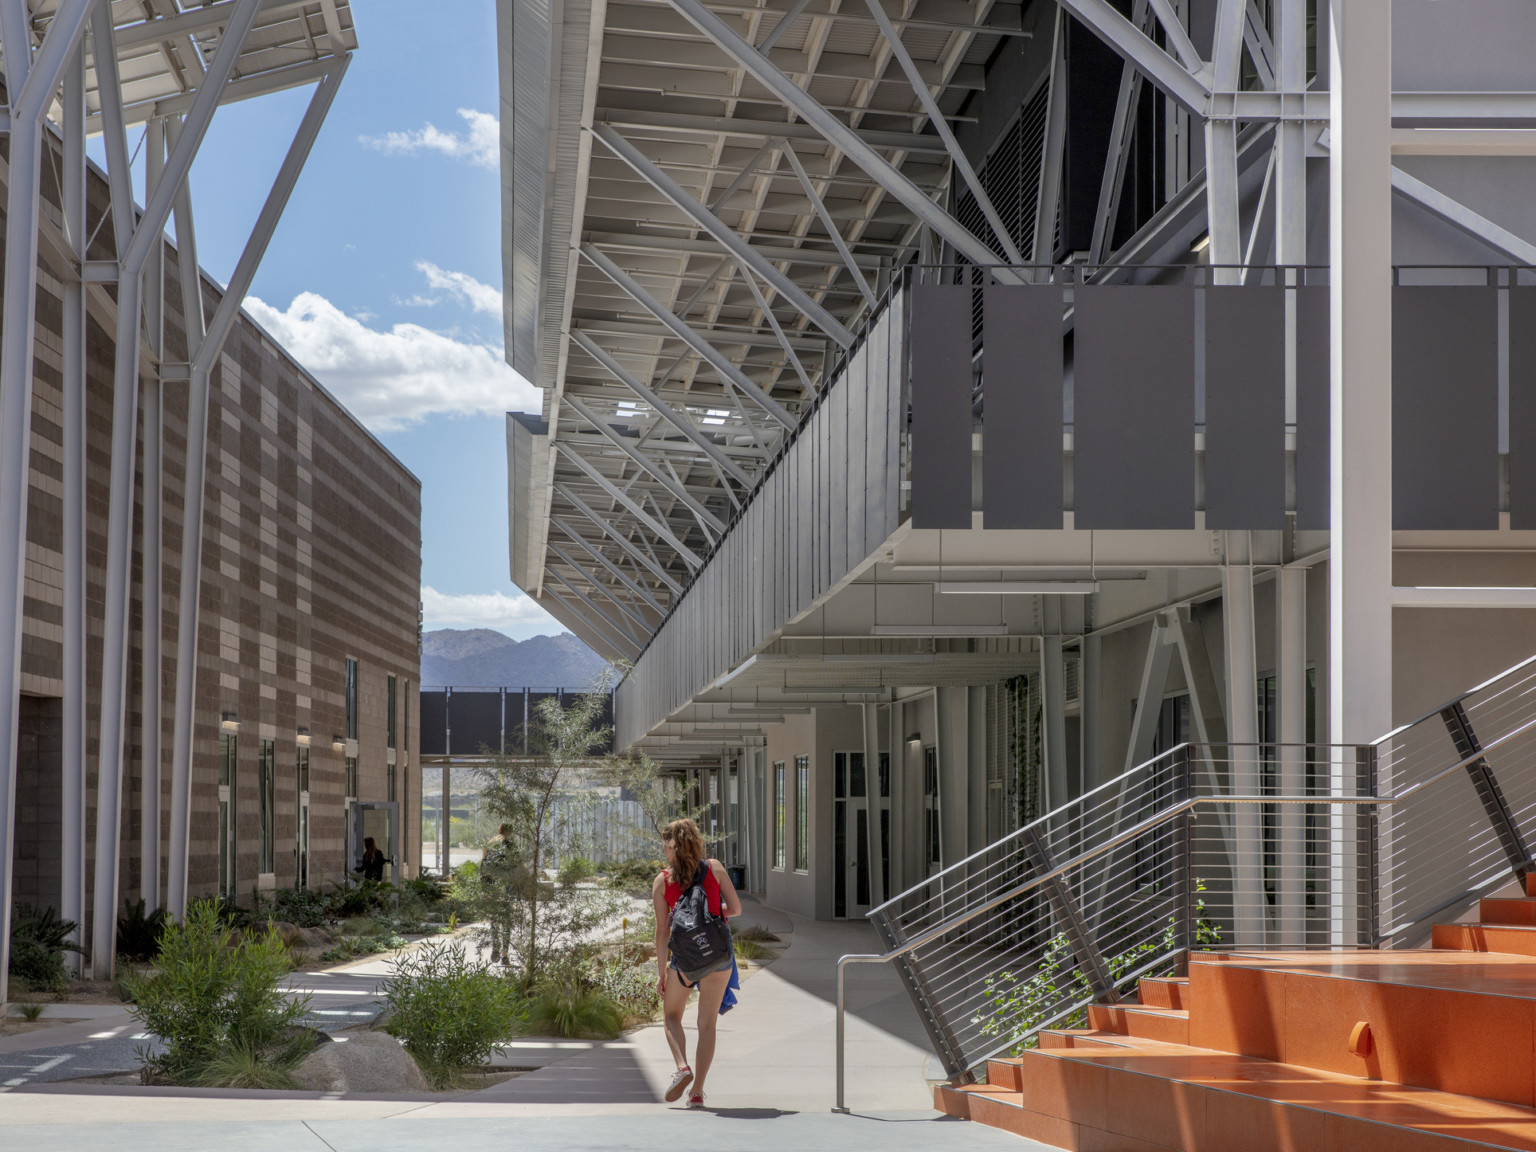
left=421, top=629, right=610, bottom=690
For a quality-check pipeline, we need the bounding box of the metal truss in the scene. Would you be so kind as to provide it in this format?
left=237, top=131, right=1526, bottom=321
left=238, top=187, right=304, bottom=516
left=0, top=1, right=354, bottom=1000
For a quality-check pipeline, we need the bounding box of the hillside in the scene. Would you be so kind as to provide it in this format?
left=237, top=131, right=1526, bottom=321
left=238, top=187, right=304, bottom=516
left=421, top=628, right=610, bottom=689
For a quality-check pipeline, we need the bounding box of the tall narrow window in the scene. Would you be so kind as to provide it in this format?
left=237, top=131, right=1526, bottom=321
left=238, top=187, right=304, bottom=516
left=345, top=756, right=358, bottom=799
left=296, top=746, right=310, bottom=889
left=773, top=761, right=786, bottom=870
left=403, top=680, right=410, bottom=753
left=345, top=658, right=358, bottom=741
left=387, top=674, right=397, bottom=750
left=388, top=762, right=397, bottom=803
left=258, top=739, right=276, bottom=875
left=795, top=755, right=810, bottom=872
left=218, top=733, right=237, bottom=898
left=924, top=746, right=941, bottom=870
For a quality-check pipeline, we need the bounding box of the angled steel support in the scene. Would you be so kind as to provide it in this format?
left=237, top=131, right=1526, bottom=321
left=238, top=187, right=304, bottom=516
left=737, top=262, right=815, bottom=395
left=547, top=563, right=646, bottom=645
left=758, top=0, right=813, bottom=52
left=555, top=444, right=705, bottom=569
left=580, top=243, right=795, bottom=431
left=1089, top=1, right=1148, bottom=264
left=0, top=0, right=95, bottom=1003
left=591, top=124, right=855, bottom=348
left=555, top=482, right=686, bottom=595
left=1020, top=827, right=1120, bottom=1003
left=551, top=516, right=667, bottom=615
left=1034, top=11, right=1067, bottom=265
left=141, top=116, right=168, bottom=914
left=166, top=53, right=349, bottom=921
left=568, top=330, right=754, bottom=486
left=1243, top=0, right=1276, bottom=90
left=1390, top=166, right=1536, bottom=264
left=781, top=143, right=877, bottom=309
left=707, top=138, right=776, bottom=212
left=1144, top=0, right=1205, bottom=75
left=546, top=541, right=653, bottom=634
left=863, top=0, right=1023, bottom=264
left=661, top=0, right=1016, bottom=271
left=543, top=582, right=642, bottom=660
left=564, top=393, right=727, bottom=535
left=1059, top=0, right=1209, bottom=112
left=1441, top=703, right=1536, bottom=882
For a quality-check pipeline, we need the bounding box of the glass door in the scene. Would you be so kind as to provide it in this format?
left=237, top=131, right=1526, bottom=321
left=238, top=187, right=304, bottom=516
left=834, top=751, right=872, bottom=919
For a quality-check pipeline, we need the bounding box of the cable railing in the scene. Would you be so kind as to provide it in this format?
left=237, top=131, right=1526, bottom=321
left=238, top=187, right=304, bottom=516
left=833, top=654, right=1536, bottom=1112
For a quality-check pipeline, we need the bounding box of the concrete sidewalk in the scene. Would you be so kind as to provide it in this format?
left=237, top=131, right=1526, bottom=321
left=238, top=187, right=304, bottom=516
left=0, top=911, right=1044, bottom=1149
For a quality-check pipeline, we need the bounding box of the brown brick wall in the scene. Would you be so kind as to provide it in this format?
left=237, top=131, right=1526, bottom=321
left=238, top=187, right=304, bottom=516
left=10, top=125, right=422, bottom=914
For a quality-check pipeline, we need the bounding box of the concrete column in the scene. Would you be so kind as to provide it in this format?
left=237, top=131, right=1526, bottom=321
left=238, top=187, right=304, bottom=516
left=1081, top=633, right=1102, bottom=793
left=140, top=118, right=167, bottom=912
left=888, top=702, right=906, bottom=895
left=1329, top=0, right=1393, bottom=944
left=862, top=702, right=884, bottom=907
left=1277, top=566, right=1308, bottom=944
left=1224, top=542, right=1265, bottom=945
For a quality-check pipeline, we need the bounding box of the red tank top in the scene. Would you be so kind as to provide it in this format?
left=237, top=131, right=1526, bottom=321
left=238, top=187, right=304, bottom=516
left=663, top=859, right=723, bottom=916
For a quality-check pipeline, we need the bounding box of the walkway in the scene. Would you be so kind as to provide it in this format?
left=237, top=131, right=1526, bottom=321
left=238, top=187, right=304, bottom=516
left=0, top=908, right=1048, bottom=1150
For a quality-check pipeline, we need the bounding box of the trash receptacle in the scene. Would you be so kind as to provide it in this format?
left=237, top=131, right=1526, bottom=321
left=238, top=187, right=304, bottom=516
left=727, top=864, right=746, bottom=890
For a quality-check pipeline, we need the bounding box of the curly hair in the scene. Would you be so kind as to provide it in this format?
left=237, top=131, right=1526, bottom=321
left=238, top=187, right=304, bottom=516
left=662, top=818, right=707, bottom=887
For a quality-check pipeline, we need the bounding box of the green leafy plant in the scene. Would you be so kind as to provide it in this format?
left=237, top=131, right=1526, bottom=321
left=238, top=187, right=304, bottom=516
left=734, top=924, right=779, bottom=944
left=558, top=856, right=598, bottom=886
left=193, top=1039, right=304, bottom=1090
left=525, top=976, right=625, bottom=1041
left=271, top=887, right=330, bottom=929
left=124, top=900, right=311, bottom=1086
left=116, top=898, right=168, bottom=962
left=19, top=1003, right=44, bottom=1022
left=733, top=937, right=771, bottom=962
left=603, top=858, right=663, bottom=893
left=585, top=956, right=659, bottom=1021
left=316, top=933, right=407, bottom=964
left=9, top=904, right=84, bottom=994
left=382, top=942, right=523, bottom=1089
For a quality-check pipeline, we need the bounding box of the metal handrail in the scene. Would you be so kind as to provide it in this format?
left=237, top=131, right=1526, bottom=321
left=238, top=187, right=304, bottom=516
left=832, top=715, right=1536, bottom=1112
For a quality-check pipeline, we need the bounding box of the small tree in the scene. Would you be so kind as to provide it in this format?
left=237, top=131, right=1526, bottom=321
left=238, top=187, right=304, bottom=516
left=601, top=749, right=716, bottom=861
left=466, top=681, right=625, bottom=991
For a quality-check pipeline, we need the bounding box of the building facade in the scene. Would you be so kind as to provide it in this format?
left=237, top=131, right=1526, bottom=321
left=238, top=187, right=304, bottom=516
left=500, top=0, right=1536, bottom=924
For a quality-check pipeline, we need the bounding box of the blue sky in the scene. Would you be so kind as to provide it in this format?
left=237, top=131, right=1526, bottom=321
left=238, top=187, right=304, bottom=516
left=105, top=1, right=561, bottom=640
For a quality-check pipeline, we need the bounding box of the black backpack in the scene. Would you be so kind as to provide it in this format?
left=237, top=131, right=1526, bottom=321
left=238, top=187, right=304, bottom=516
left=668, top=862, right=732, bottom=973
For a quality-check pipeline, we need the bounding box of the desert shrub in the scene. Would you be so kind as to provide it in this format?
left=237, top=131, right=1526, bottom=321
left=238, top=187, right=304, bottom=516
left=382, top=943, right=523, bottom=1089
left=586, top=957, right=659, bottom=1021
left=193, top=1040, right=304, bottom=1090
left=211, top=896, right=256, bottom=932
left=9, top=904, right=83, bottom=994
left=272, top=887, right=330, bottom=929
left=324, top=879, right=395, bottom=919
left=125, top=900, right=311, bottom=1085
left=116, top=898, right=168, bottom=962
left=734, top=924, right=779, bottom=943
left=19, top=1002, right=44, bottom=1021
left=404, top=875, right=447, bottom=905
left=603, top=858, right=662, bottom=892
left=557, top=856, right=598, bottom=886
left=525, top=975, right=625, bottom=1041
left=733, top=938, right=770, bottom=963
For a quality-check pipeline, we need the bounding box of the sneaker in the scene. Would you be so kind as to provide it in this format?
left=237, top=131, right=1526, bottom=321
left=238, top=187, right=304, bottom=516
left=687, top=1091, right=706, bottom=1110
left=665, top=1066, right=693, bottom=1103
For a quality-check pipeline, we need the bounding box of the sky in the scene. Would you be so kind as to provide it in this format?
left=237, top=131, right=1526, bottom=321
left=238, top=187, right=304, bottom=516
left=101, top=0, right=561, bottom=640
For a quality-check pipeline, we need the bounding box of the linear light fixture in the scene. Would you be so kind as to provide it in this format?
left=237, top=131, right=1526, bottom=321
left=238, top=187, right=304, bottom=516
left=937, top=581, right=1100, bottom=595
left=870, top=625, right=1011, bottom=636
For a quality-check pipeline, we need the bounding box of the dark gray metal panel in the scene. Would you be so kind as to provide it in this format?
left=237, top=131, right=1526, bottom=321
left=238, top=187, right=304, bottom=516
left=798, top=430, right=813, bottom=611
left=1205, top=286, right=1286, bottom=529
left=1295, top=285, right=1330, bottom=530
left=887, top=302, right=905, bottom=533
left=1074, top=285, right=1195, bottom=529
left=845, top=341, right=867, bottom=570
left=982, top=284, right=1063, bottom=529
left=1510, top=289, right=1536, bottom=529
left=1393, top=286, right=1498, bottom=530
left=910, top=283, right=974, bottom=528
left=829, top=367, right=845, bottom=583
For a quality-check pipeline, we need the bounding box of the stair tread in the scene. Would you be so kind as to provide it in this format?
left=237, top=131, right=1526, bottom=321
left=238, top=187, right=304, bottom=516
left=1191, top=948, right=1536, bottom=1002
left=967, top=1038, right=1536, bottom=1151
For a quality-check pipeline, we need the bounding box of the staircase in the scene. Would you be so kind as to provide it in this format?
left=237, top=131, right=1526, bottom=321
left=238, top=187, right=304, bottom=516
left=849, top=653, right=1536, bottom=1146
left=938, top=875, right=1536, bottom=1149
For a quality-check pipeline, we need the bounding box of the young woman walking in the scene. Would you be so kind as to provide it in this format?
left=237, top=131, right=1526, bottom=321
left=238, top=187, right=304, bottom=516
left=654, top=817, right=742, bottom=1109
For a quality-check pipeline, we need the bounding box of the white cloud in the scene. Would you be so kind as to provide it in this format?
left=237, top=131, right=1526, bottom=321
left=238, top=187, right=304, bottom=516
left=416, top=260, right=503, bottom=315
left=244, top=291, right=538, bottom=431
left=421, top=586, right=553, bottom=631
left=360, top=108, right=499, bottom=169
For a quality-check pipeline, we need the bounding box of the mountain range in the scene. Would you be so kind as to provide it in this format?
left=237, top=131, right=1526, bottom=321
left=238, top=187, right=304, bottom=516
left=421, top=629, right=611, bottom=689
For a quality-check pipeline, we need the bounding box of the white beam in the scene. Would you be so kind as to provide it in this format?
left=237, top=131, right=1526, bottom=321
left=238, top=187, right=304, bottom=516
left=1393, top=587, right=1536, bottom=608
left=1223, top=547, right=1264, bottom=946
left=551, top=516, right=667, bottom=615
left=781, top=143, right=877, bottom=309
left=555, top=482, right=686, bottom=595
left=555, top=446, right=705, bottom=569
left=1059, top=0, right=1210, bottom=113
left=1390, top=165, right=1536, bottom=264
left=1277, top=565, right=1307, bottom=946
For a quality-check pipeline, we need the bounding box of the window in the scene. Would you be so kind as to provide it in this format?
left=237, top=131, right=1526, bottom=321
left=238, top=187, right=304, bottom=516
left=924, top=746, right=941, bottom=871
left=345, top=756, right=358, bottom=799
left=218, top=733, right=237, bottom=898
left=345, top=657, right=358, bottom=741
left=773, top=761, right=786, bottom=870
left=387, top=674, right=397, bottom=750
left=296, top=746, right=310, bottom=890
left=388, top=761, right=397, bottom=803
left=403, top=681, right=410, bottom=753
left=258, top=739, right=276, bottom=874
left=795, top=755, right=809, bottom=872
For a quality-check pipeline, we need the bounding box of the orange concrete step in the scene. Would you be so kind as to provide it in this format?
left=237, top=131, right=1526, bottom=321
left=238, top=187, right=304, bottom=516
left=1480, top=898, right=1536, bottom=926
left=1138, top=975, right=1189, bottom=1010
left=1087, top=1002, right=1191, bottom=1045
left=1435, top=922, right=1536, bottom=957
left=938, top=1039, right=1536, bottom=1151
left=986, top=1057, right=1023, bottom=1091
left=1186, top=950, right=1536, bottom=1108
left=1038, top=1027, right=1183, bottom=1052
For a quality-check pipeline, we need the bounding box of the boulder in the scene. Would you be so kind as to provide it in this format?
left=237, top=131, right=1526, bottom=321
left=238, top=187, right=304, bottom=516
left=291, top=1030, right=429, bottom=1093
left=295, top=925, right=334, bottom=949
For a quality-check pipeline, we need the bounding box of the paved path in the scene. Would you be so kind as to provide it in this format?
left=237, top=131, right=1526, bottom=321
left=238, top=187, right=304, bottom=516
left=0, top=909, right=1043, bottom=1149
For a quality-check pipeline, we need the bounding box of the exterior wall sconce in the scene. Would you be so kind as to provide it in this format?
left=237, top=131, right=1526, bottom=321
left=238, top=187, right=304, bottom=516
left=220, top=711, right=240, bottom=733
left=332, top=734, right=346, bottom=750
left=296, top=726, right=311, bottom=746
left=906, top=732, right=922, bottom=745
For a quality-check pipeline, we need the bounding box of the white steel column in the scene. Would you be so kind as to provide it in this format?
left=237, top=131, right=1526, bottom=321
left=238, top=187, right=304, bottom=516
left=140, top=118, right=167, bottom=912
left=862, top=702, right=884, bottom=907
left=1223, top=539, right=1264, bottom=945
left=1206, top=0, right=1248, bottom=279
left=165, top=56, right=349, bottom=918
left=1276, top=566, right=1307, bottom=944
left=1329, top=0, right=1393, bottom=945
left=1275, top=0, right=1307, bottom=265
left=0, top=0, right=94, bottom=1005
left=59, top=39, right=89, bottom=975
left=1041, top=634, right=1069, bottom=811
left=888, top=702, right=906, bottom=895
left=1081, top=633, right=1102, bottom=792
